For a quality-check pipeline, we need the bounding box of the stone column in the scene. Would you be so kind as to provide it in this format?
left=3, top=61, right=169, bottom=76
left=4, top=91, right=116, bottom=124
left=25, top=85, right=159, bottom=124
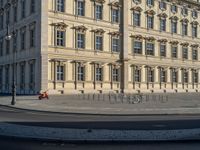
left=120, top=0, right=129, bottom=93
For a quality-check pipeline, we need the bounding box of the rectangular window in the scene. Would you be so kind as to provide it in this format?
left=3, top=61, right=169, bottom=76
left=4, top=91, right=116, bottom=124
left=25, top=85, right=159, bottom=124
left=0, top=40, right=3, bottom=56
left=77, top=33, right=85, bottom=49
left=5, top=67, right=9, bottom=91
left=147, top=0, right=154, bottom=6
left=13, top=35, right=17, bottom=52
left=30, top=63, right=35, bottom=84
left=57, top=65, right=64, bottom=81
left=0, top=15, right=3, bottom=30
left=77, top=0, right=85, bottom=16
left=182, top=47, right=188, bottom=59
left=112, top=9, right=119, bottom=23
left=78, top=65, right=84, bottom=81
left=182, top=23, right=188, bottom=36
left=159, top=1, right=166, bottom=10
left=148, top=69, right=154, bottom=82
left=6, top=40, right=10, bottom=55
left=112, top=68, right=119, bottom=82
left=30, top=28, right=35, bottom=47
left=6, top=10, right=10, bottom=25
left=192, top=49, right=198, bottom=60
left=95, top=35, right=103, bottom=51
left=146, top=42, right=154, bottom=55
left=56, top=30, right=65, bottom=47
left=171, top=5, right=177, bottom=13
left=135, top=69, right=141, bottom=82
left=96, top=67, right=103, bottom=81
left=0, top=68, right=2, bottom=88
left=13, top=6, right=17, bottom=22
left=56, top=0, right=65, bottom=12
left=194, top=72, right=198, bottom=83
left=20, top=65, right=25, bottom=89
left=160, top=44, right=166, bottom=57
left=147, top=15, right=154, bottom=29
left=192, top=11, right=198, bottom=18
left=160, top=19, right=166, bottom=31
left=133, top=41, right=142, bottom=54
left=171, top=46, right=177, bottom=58
left=184, top=72, right=188, bottom=83
left=133, top=12, right=140, bottom=26
left=192, top=26, right=198, bottom=38
left=30, top=0, right=36, bottom=13
left=172, top=71, right=178, bottom=83
left=21, top=31, right=26, bottom=50
left=161, top=70, right=166, bottom=82
left=21, top=0, right=26, bottom=19
left=95, top=4, right=103, bottom=20
left=182, top=8, right=188, bottom=16
left=112, top=38, right=119, bottom=52
left=171, top=21, right=177, bottom=33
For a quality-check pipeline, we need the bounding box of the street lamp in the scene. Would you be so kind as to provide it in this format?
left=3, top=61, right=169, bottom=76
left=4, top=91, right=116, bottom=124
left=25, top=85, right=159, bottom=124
left=5, top=24, right=16, bottom=105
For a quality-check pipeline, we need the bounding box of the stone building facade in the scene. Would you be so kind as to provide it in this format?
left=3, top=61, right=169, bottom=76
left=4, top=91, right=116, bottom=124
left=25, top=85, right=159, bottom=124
left=0, top=0, right=200, bottom=94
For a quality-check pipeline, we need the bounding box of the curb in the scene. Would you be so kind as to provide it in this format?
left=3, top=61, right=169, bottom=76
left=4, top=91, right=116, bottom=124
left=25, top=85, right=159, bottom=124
left=1, top=103, right=200, bottom=116
left=0, top=123, right=200, bottom=142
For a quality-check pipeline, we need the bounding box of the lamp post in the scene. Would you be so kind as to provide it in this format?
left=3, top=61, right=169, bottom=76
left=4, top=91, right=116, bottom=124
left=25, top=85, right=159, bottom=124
left=5, top=24, right=16, bottom=105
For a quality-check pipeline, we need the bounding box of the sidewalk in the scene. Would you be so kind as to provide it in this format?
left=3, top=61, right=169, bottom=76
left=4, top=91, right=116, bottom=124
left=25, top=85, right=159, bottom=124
left=0, top=93, right=200, bottom=115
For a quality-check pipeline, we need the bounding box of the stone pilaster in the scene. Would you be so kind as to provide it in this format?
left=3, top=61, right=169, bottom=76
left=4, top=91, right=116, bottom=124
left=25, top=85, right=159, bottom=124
left=39, top=0, right=49, bottom=92
left=120, top=0, right=129, bottom=93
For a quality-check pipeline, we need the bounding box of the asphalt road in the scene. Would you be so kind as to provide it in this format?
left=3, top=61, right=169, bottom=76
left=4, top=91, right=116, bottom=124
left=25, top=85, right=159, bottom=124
left=1, top=105, right=200, bottom=130
left=0, top=136, right=200, bottom=150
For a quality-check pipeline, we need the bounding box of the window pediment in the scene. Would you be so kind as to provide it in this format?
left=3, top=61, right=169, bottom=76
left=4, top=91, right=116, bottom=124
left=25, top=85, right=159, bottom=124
left=51, top=22, right=68, bottom=30
left=180, top=42, right=189, bottom=47
left=180, top=18, right=189, bottom=23
left=91, top=0, right=105, bottom=4
left=145, top=9, right=156, bottom=15
left=170, top=16, right=179, bottom=21
left=191, top=44, right=199, bottom=48
left=191, top=21, right=199, bottom=25
left=72, top=25, right=88, bottom=32
left=158, top=39, right=168, bottom=43
left=109, top=31, right=121, bottom=37
left=130, top=34, right=143, bottom=40
left=130, top=6, right=143, bottom=12
left=108, top=1, right=121, bottom=8
left=91, top=28, right=105, bottom=35
left=169, top=40, right=179, bottom=45
left=144, top=36, right=156, bottom=41
left=157, top=13, right=168, bottom=18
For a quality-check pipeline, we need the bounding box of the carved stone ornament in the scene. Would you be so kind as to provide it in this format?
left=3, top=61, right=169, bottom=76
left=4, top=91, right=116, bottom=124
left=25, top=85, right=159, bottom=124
left=145, top=9, right=156, bottom=15
left=91, top=28, right=105, bottom=35
left=130, top=34, right=143, bottom=40
left=108, top=1, right=121, bottom=8
left=130, top=6, right=143, bottom=12
left=51, top=22, right=68, bottom=30
left=72, top=25, right=88, bottom=33
left=169, top=40, right=179, bottom=45
left=180, top=42, right=189, bottom=47
left=157, top=13, right=168, bottom=18
left=144, top=36, right=156, bottom=41
left=108, top=31, right=121, bottom=37
left=158, top=39, right=168, bottom=43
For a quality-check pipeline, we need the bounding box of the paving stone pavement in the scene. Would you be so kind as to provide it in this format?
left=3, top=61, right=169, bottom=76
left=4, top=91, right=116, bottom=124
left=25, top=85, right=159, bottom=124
left=0, top=93, right=200, bottom=115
